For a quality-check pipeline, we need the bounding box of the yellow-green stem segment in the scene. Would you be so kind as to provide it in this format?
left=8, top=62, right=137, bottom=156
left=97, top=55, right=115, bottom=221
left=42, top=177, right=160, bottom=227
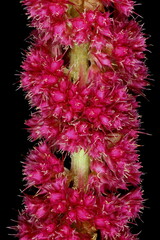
left=71, top=149, right=90, bottom=189
left=69, top=43, right=89, bottom=85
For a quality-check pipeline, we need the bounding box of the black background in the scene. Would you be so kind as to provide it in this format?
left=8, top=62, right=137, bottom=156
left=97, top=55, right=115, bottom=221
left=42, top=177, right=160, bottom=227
left=1, top=1, right=160, bottom=239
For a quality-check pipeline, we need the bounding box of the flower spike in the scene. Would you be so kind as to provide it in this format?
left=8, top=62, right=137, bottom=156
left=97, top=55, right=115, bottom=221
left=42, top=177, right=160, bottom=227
left=17, top=0, right=149, bottom=239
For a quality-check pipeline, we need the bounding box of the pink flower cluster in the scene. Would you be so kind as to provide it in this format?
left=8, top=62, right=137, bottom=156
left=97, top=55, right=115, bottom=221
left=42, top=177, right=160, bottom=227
left=17, top=0, right=148, bottom=239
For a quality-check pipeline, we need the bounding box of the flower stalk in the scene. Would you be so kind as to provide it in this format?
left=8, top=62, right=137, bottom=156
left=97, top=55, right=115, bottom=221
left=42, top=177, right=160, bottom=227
left=69, top=43, right=89, bottom=84
left=71, top=149, right=90, bottom=189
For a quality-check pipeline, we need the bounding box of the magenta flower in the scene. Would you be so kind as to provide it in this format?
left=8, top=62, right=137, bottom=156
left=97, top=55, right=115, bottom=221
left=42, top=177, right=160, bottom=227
left=17, top=0, right=149, bottom=239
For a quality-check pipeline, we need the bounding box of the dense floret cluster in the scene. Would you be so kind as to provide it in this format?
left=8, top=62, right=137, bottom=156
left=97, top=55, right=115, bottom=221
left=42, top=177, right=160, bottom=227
left=17, top=0, right=148, bottom=239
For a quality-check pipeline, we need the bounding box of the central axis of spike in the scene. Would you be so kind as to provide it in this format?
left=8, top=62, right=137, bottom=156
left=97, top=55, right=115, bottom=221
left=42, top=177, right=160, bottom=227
left=69, top=42, right=90, bottom=189
left=71, top=149, right=90, bottom=189
left=69, top=43, right=89, bottom=85
left=68, top=0, right=103, bottom=191
left=68, top=1, right=102, bottom=239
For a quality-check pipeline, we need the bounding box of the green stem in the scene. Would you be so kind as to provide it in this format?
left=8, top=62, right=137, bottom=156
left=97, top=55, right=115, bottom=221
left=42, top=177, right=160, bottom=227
left=69, top=43, right=89, bottom=85
left=69, top=42, right=90, bottom=189
left=71, top=149, right=90, bottom=189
